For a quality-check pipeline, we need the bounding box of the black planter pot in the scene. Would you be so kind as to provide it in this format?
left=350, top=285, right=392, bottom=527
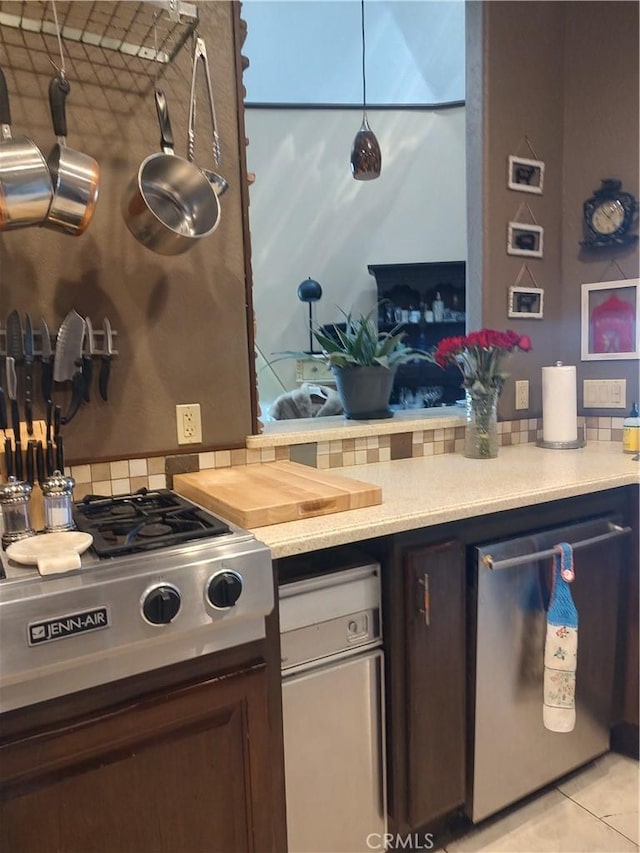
left=332, top=365, right=396, bottom=420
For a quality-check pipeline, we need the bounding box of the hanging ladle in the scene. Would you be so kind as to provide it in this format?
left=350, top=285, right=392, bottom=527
left=187, top=35, right=228, bottom=197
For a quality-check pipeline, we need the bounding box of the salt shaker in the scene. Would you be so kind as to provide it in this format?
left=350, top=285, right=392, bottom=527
left=0, top=477, right=37, bottom=549
left=41, top=470, right=76, bottom=533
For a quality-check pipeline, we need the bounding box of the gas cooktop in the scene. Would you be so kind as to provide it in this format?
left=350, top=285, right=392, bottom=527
left=73, top=488, right=232, bottom=557
left=0, top=488, right=274, bottom=712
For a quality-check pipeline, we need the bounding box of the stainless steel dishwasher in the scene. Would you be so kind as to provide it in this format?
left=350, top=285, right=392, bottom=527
left=280, top=562, right=386, bottom=853
left=471, top=515, right=631, bottom=823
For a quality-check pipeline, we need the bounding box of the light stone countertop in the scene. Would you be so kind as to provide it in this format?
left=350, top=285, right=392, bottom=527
left=247, top=407, right=466, bottom=447
left=250, top=443, right=639, bottom=558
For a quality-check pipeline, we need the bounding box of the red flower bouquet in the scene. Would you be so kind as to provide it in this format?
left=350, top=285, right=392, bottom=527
left=430, top=329, right=532, bottom=458
left=431, top=329, right=532, bottom=397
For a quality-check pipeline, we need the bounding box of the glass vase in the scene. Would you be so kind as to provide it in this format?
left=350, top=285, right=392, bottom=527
left=464, top=389, right=499, bottom=459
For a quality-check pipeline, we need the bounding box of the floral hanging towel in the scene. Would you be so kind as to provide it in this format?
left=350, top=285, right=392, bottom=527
left=543, top=542, right=578, bottom=732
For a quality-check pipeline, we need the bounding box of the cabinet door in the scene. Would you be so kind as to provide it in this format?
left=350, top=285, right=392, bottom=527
left=0, top=664, right=275, bottom=853
left=404, top=539, right=466, bottom=828
left=619, top=487, right=639, bottom=733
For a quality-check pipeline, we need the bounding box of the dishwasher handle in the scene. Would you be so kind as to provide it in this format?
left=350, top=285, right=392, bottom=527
left=481, top=523, right=631, bottom=570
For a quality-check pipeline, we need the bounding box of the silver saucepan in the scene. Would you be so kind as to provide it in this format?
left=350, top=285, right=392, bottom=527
left=121, top=88, right=220, bottom=256
left=0, top=66, right=53, bottom=231
left=44, top=75, right=100, bottom=236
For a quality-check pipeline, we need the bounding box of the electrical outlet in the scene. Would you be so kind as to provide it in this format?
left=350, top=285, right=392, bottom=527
left=515, top=380, right=529, bottom=410
left=176, top=404, right=202, bottom=445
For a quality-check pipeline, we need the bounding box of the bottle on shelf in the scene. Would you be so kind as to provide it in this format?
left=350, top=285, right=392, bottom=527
left=432, top=292, right=445, bottom=323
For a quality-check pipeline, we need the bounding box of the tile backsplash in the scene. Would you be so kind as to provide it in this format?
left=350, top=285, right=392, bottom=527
left=70, top=456, right=168, bottom=500
left=68, top=415, right=624, bottom=499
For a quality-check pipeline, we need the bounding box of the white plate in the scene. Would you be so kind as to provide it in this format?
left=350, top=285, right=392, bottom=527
left=6, top=531, right=93, bottom=566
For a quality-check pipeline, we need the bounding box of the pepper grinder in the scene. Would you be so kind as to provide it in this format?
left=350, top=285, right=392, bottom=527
left=41, top=470, right=76, bottom=533
left=0, top=477, right=37, bottom=550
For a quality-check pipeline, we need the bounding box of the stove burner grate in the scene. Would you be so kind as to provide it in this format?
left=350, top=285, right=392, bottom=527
left=138, top=522, right=173, bottom=538
left=73, top=489, right=232, bottom=557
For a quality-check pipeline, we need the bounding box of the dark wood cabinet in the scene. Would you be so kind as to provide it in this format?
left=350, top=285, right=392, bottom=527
left=384, top=538, right=466, bottom=833
left=404, top=540, right=467, bottom=827
left=1, top=659, right=281, bottom=853
left=0, top=664, right=274, bottom=853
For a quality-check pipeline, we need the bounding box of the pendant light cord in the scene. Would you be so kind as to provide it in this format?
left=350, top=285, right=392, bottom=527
left=360, top=0, right=367, bottom=112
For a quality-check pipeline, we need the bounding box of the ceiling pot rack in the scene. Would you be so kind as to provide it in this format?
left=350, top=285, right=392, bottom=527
left=0, top=0, right=199, bottom=67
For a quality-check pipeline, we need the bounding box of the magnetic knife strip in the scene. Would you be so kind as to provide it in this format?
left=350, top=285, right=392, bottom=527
left=0, top=327, right=119, bottom=359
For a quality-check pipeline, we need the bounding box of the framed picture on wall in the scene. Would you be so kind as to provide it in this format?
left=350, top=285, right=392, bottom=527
left=507, top=155, right=545, bottom=194
left=507, top=222, right=544, bottom=258
left=581, top=279, right=640, bottom=360
left=508, top=286, right=544, bottom=319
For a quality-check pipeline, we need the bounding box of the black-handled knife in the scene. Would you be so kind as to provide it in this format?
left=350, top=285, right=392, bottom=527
left=46, top=401, right=54, bottom=477
left=36, top=440, right=45, bottom=486
left=40, top=318, right=54, bottom=405
left=61, top=371, right=84, bottom=425
left=55, top=434, right=65, bottom=473
left=98, top=317, right=113, bottom=402
left=6, top=356, right=22, bottom=481
left=26, top=440, right=35, bottom=486
left=24, top=313, right=34, bottom=435
left=53, top=310, right=86, bottom=425
left=4, top=436, right=13, bottom=480
left=82, top=316, right=95, bottom=403
left=0, top=386, right=6, bottom=434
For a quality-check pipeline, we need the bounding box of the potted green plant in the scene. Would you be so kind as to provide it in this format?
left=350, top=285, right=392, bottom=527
left=276, top=308, right=431, bottom=420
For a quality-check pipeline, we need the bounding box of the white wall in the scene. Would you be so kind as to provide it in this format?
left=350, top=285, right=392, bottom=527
left=246, top=106, right=467, bottom=407
left=243, top=0, right=465, bottom=105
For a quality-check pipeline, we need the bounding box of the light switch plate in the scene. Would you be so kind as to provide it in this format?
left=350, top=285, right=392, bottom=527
left=583, top=379, right=626, bottom=409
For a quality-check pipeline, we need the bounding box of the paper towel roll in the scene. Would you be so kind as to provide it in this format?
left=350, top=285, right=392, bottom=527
left=542, top=364, right=578, bottom=443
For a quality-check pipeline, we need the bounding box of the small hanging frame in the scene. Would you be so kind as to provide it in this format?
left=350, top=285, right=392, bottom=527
left=508, top=264, right=544, bottom=319
left=508, top=137, right=545, bottom=194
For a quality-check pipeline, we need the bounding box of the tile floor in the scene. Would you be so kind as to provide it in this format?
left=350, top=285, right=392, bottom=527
left=444, top=752, right=639, bottom=852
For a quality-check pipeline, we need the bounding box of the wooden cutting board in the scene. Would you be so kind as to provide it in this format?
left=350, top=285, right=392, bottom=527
left=173, top=461, right=382, bottom=528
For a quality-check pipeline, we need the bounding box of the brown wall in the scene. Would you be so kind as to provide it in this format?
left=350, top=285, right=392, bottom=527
left=469, top=0, right=639, bottom=420
left=561, top=1, right=640, bottom=405
left=0, top=2, right=254, bottom=464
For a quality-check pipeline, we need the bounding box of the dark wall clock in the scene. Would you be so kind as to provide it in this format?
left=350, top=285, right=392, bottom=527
left=582, top=178, right=638, bottom=248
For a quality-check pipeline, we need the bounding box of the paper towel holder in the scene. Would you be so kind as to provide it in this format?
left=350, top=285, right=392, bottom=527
left=536, top=361, right=586, bottom=449
left=536, top=429, right=586, bottom=450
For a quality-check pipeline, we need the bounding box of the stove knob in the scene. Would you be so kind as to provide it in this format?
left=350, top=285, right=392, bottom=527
left=143, top=585, right=181, bottom=625
left=207, top=571, right=243, bottom=609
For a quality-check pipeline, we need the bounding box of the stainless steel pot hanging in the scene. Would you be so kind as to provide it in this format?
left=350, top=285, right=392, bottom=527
left=44, top=74, right=100, bottom=235
left=121, top=88, right=220, bottom=256
left=0, top=66, right=53, bottom=231
left=42, top=1, right=100, bottom=235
